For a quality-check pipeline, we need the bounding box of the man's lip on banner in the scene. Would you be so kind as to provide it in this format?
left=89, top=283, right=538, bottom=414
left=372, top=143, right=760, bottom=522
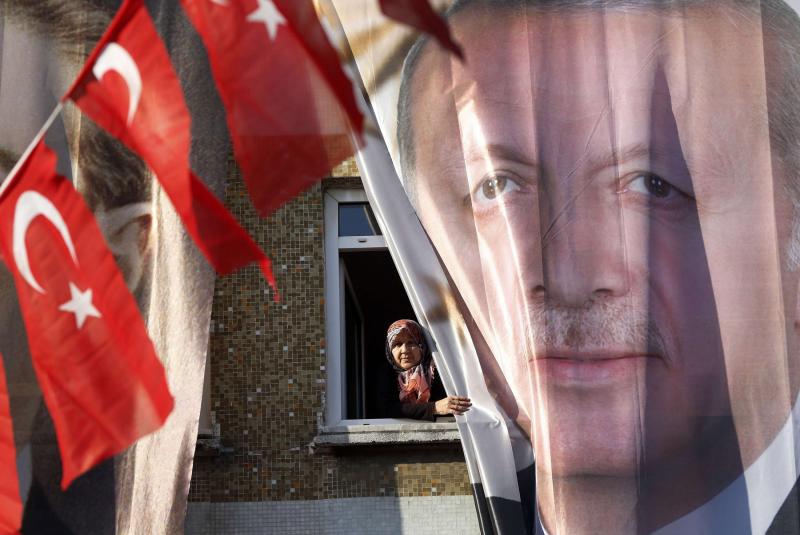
left=531, top=350, right=666, bottom=388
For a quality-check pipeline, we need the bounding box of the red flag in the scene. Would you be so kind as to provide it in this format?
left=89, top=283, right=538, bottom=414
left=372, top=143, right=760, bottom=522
left=180, top=0, right=364, bottom=216
left=66, top=0, right=277, bottom=293
left=379, top=0, right=463, bottom=58
left=0, top=141, right=173, bottom=489
left=0, top=354, right=22, bottom=534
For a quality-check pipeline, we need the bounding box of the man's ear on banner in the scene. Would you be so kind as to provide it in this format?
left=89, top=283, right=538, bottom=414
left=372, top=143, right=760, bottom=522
left=95, top=201, right=151, bottom=294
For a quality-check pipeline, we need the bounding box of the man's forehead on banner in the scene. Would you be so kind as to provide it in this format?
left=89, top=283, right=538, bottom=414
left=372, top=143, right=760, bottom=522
left=394, top=0, right=800, bottom=531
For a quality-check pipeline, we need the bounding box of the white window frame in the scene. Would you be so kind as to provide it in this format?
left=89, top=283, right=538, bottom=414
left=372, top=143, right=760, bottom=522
left=324, top=188, right=420, bottom=427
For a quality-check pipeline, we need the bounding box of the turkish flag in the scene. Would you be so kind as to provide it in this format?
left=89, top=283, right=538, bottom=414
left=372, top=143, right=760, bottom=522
left=0, top=354, right=21, bottom=534
left=67, top=0, right=277, bottom=293
left=180, top=0, right=364, bottom=216
left=379, top=0, right=462, bottom=58
left=0, top=141, right=173, bottom=489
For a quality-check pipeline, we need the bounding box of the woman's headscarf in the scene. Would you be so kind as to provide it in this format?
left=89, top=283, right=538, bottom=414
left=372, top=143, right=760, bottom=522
left=385, top=319, right=436, bottom=403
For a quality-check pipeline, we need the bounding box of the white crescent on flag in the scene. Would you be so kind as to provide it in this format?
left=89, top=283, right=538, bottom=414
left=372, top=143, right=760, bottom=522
left=13, top=190, right=78, bottom=294
left=93, top=43, right=143, bottom=125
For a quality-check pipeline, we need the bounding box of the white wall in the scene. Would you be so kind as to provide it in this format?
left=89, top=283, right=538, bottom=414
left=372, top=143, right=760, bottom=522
left=185, top=495, right=480, bottom=534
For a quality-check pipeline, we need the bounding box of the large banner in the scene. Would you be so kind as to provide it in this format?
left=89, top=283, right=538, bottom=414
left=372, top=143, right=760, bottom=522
left=1, top=1, right=219, bottom=533
left=326, top=0, right=800, bottom=533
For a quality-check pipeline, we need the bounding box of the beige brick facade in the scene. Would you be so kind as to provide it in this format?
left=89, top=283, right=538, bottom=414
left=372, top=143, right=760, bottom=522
left=187, top=158, right=472, bottom=511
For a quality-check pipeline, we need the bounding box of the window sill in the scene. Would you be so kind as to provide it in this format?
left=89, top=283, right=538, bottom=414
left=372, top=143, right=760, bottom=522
left=312, top=419, right=461, bottom=449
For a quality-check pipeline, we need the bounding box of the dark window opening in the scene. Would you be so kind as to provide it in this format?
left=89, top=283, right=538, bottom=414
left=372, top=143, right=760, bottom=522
left=341, top=250, right=415, bottom=419
left=343, top=274, right=365, bottom=419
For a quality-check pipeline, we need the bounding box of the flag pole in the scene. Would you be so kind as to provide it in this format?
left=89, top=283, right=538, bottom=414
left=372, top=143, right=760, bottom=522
left=0, top=102, right=64, bottom=199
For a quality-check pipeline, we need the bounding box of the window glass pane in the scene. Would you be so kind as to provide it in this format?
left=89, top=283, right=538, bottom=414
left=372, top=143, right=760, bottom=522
left=338, top=202, right=382, bottom=236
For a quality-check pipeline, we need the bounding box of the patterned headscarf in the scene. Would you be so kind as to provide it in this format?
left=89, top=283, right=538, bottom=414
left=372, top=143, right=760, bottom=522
left=385, top=319, right=436, bottom=404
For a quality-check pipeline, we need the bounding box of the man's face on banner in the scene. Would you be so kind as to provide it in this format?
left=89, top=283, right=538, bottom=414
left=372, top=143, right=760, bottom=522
left=405, top=1, right=800, bottom=491
left=0, top=5, right=151, bottom=463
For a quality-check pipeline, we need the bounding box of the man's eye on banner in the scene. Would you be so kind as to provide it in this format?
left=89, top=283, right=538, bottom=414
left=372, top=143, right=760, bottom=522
left=327, top=0, right=800, bottom=533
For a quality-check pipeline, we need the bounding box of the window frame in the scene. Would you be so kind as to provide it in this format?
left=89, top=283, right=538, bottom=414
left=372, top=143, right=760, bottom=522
left=324, top=188, right=426, bottom=427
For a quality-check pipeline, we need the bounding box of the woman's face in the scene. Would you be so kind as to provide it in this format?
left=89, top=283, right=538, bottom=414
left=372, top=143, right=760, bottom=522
left=391, top=331, right=423, bottom=370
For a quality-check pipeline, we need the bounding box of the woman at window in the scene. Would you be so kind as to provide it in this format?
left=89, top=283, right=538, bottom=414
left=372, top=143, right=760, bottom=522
left=385, top=319, right=471, bottom=421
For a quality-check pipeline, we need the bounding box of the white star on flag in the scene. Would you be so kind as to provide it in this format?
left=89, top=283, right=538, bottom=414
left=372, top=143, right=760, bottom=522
left=59, top=282, right=102, bottom=329
left=247, top=0, right=286, bottom=40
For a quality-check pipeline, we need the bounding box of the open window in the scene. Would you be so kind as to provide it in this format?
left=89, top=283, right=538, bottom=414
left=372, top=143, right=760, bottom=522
left=324, top=189, right=418, bottom=424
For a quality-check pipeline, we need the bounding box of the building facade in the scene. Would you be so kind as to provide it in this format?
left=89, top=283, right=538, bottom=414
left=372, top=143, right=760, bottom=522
left=185, top=158, right=480, bottom=534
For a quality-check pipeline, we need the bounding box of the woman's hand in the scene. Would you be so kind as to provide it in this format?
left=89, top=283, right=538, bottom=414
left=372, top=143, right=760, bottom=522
left=434, top=396, right=472, bottom=415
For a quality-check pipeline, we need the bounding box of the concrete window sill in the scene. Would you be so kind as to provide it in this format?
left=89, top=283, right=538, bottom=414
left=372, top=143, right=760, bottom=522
left=312, top=419, right=461, bottom=448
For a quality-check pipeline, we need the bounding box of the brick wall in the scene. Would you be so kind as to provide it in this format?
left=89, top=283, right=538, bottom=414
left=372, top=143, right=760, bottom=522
left=188, top=158, right=472, bottom=507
